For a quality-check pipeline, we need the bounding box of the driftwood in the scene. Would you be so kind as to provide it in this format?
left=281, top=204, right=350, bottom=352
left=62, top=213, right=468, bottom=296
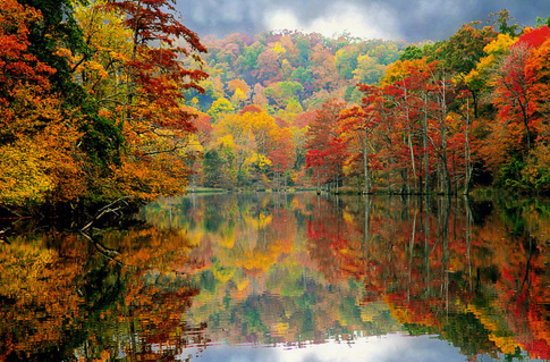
left=80, top=196, right=131, bottom=232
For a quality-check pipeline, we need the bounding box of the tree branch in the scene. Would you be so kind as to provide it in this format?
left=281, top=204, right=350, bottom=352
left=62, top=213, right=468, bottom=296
left=80, top=231, right=123, bottom=265
left=81, top=196, right=131, bottom=232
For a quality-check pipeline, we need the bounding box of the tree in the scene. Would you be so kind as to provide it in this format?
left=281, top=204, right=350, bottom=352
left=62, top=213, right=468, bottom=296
left=208, top=97, right=234, bottom=121
left=493, top=27, right=550, bottom=152
left=268, top=128, right=296, bottom=191
left=429, top=64, right=455, bottom=195
left=438, top=23, right=497, bottom=119
left=400, top=45, right=424, bottom=61
left=526, top=33, right=550, bottom=130
left=490, top=9, right=521, bottom=36
left=203, top=148, right=226, bottom=188
left=339, top=86, right=380, bottom=193
left=72, top=0, right=132, bottom=110
left=382, top=59, right=429, bottom=193
left=104, top=0, right=209, bottom=197
left=305, top=100, right=347, bottom=191
left=19, top=0, right=88, bottom=102
left=0, top=0, right=54, bottom=145
left=0, top=0, right=89, bottom=205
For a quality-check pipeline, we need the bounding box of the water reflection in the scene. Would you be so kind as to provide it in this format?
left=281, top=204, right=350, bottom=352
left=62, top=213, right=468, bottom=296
left=0, top=226, right=205, bottom=361
left=1, top=193, right=549, bottom=361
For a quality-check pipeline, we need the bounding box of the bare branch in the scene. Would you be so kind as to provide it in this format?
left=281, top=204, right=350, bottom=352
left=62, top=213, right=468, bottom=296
left=81, top=196, right=131, bottom=232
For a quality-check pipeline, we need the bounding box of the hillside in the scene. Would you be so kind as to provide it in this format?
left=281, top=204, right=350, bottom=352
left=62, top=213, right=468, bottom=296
left=183, top=32, right=408, bottom=189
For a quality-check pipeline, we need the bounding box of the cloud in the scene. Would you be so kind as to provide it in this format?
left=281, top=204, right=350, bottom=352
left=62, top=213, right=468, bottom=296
left=306, top=3, right=400, bottom=40
left=265, top=9, right=301, bottom=32
left=183, top=333, right=467, bottom=362
left=264, top=3, right=401, bottom=40
left=176, top=0, right=550, bottom=42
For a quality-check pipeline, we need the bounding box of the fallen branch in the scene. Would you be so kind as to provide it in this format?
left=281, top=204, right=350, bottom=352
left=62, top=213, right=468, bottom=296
left=81, top=196, right=131, bottom=232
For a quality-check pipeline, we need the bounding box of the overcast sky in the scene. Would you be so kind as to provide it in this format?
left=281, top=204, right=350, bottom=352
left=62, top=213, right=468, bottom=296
left=174, top=0, right=550, bottom=42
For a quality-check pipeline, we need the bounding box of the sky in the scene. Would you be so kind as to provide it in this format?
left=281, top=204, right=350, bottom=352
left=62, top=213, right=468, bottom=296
left=174, top=0, right=550, bottom=42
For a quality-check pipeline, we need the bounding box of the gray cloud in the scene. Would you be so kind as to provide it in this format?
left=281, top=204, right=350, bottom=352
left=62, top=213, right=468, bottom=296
left=176, top=0, right=550, bottom=41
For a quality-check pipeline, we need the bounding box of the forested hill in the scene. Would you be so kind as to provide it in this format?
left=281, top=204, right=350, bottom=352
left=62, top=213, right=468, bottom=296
left=187, top=18, right=550, bottom=195
left=189, top=33, right=407, bottom=110
left=182, top=32, right=409, bottom=189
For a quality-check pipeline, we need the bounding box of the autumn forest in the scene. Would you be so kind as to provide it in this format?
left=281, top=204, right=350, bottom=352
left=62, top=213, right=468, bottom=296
left=1, top=0, right=550, bottom=211
left=1, top=0, right=550, bottom=361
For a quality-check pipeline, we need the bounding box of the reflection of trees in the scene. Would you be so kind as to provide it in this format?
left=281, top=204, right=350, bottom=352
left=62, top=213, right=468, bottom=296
left=0, top=233, right=89, bottom=361
left=147, top=193, right=401, bottom=347
left=9, top=194, right=545, bottom=360
left=305, top=195, right=550, bottom=360
left=142, top=193, right=549, bottom=358
left=0, top=225, right=205, bottom=361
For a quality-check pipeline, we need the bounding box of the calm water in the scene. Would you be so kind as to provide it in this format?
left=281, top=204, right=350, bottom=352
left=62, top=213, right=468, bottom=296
left=1, top=193, right=549, bottom=361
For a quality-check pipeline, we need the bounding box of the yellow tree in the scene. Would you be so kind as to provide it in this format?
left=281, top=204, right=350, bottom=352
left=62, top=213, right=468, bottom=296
left=72, top=0, right=133, bottom=113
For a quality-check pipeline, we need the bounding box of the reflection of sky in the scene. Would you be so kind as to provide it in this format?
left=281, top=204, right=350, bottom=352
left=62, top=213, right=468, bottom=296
left=180, top=333, right=467, bottom=362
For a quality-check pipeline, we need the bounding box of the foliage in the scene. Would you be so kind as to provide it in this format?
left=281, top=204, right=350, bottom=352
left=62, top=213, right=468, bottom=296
left=294, top=20, right=550, bottom=195
left=2, top=2, right=550, bottom=207
left=0, top=0, right=209, bottom=208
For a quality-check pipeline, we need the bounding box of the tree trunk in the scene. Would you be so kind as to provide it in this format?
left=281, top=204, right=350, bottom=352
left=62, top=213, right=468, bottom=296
left=520, top=101, right=532, bottom=151
left=363, top=128, right=369, bottom=194
left=439, top=76, right=452, bottom=195
left=423, top=93, right=429, bottom=195
left=408, top=129, right=417, bottom=193
left=405, top=88, right=417, bottom=194
left=464, top=98, right=473, bottom=195
left=316, top=168, right=321, bottom=194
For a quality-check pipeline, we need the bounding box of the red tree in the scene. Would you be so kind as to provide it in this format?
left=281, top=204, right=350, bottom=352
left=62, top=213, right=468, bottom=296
left=108, top=0, right=208, bottom=132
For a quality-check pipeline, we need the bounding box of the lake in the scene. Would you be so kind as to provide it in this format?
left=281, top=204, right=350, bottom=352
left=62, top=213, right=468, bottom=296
left=1, top=193, right=549, bottom=361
